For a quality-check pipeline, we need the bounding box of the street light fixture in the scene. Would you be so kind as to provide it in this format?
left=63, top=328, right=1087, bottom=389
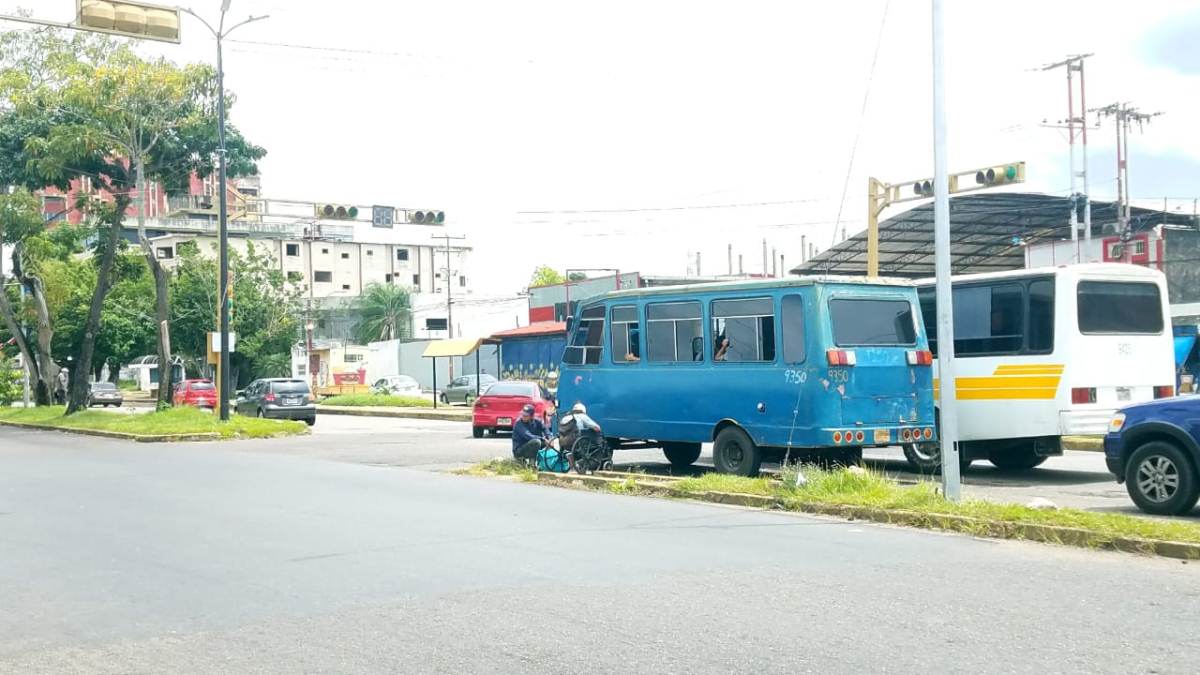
left=179, top=3, right=268, bottom=421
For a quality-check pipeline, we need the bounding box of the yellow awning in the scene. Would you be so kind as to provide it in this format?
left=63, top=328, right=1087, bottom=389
left=422, top=337, right=484, bottom=358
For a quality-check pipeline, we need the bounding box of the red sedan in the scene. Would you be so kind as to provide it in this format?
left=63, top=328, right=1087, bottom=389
left=472, top=380, right=554, bottom=438
left=173, top=379, right=218, bottom=409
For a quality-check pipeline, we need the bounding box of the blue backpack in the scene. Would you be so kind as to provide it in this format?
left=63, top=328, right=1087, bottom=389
left=537, top=448, right=570, bottom=473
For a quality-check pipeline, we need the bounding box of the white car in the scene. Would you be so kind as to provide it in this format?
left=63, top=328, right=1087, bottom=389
left=372, top=375, right=422, bottom=396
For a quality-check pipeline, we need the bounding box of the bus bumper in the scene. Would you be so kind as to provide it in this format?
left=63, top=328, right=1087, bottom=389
left=1058, top=409, right=1117, bottom=436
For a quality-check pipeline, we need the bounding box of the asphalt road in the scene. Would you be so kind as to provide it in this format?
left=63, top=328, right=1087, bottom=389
left=1, top=423, right=1198, bottom=674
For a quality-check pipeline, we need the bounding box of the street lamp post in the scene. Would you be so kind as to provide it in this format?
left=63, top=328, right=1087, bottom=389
left=180, top=3, right=267, bottom=420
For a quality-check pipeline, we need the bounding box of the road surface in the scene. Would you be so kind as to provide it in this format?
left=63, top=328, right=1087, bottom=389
left=1, top=424, right=1196, bottom=673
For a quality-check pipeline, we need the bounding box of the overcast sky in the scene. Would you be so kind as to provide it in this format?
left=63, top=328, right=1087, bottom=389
left=7, top=0, right=1200, bottom=292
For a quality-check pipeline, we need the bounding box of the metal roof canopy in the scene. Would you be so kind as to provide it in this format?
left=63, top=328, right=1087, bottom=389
left=796, top=193, right=1197, bottom=278
left=421, top=337, right=484, bottom=359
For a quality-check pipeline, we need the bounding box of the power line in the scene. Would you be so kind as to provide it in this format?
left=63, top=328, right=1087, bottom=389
left=516, top=196, right=831, bottom=216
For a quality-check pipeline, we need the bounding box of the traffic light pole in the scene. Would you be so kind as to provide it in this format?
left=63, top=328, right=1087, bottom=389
left=181, top=5, right=267, bottom=421
left=931, top=0, right=962, bottom=501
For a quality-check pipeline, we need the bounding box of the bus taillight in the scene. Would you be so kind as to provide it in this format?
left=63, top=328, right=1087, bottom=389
left=906, top=350, right=934, bottom=366
left=826, top=349, right=857, bottom=366
left=1155, top=385, right=1175, bottom=399
left=1071, top=387, right=1097, bottom=405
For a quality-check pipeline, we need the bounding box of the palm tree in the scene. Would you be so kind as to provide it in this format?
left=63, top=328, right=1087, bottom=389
left=354, top=283, right=413, bottom=344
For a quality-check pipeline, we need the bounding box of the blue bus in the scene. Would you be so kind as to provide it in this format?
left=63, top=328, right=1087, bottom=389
left=555, top=277, right=937, bottom=475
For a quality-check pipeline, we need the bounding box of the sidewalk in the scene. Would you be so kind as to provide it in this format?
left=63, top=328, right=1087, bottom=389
left=315, top=404, right=471, bottom=422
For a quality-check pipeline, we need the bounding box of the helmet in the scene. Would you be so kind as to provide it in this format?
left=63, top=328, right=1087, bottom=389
left=521, top=404, right=535, bottom=415
left=572, top=402, right=586, bottom=414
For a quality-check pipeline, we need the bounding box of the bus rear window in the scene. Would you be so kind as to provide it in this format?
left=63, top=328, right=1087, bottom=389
left=829, top=298, right=916, bottom=346
left=1077, top=281, right=1163, bottom=334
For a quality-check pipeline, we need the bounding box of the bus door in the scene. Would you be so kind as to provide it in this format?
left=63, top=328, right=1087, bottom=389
left=824, top=291, right=929, bottom=434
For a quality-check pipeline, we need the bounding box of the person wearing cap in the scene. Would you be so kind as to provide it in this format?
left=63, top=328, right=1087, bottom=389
left=511, top=403, right=551, bottom=464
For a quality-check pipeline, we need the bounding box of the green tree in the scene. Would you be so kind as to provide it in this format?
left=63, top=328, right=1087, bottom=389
left=0, top=352, right=21, bottom=406
left=0, top=28, right=263, bottom=412
left=529, top=265, right=565, bottom=287
left=0, top=187, right=55, bottom=403
left=354, top=283, right=412, bottom=344
left=170, top=242, right=302, bottom=387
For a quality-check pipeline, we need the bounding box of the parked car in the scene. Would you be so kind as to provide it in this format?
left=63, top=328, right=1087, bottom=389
left=173, top=379, right=218, bottom=409
left=87, top=381, right=124, bottom=408
left=440, top=373, right=497, bottom=405
left=1104, top=395, right=1200, bottom=515
left=372, top=375, right=421, bottom=396
left=472, top=380, right=554, bottom=438
left=235, top=378, right=317, bottom=426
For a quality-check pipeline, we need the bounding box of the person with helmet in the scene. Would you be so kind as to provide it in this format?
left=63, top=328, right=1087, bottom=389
left=511, top=403, right=552, bottom=464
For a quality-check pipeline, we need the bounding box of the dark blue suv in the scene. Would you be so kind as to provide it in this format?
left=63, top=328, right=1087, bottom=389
left=1104, top=396, right=1200, bottom=515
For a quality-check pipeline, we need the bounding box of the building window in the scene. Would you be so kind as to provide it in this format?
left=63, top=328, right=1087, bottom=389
left=156, top=246, right=174, bottom=260
left=459, top=276, right=466, bottom=287
left=366, top=249, right=374, bottom=257
left=563, top=305, right=605, bottom=365
left=341, top=284, right=351, bottom=291
left=397, top=248, right=410, bottom=261
left=341, top=252, right=350, bottom=260
left=712, top=297, right=775, bottom=362
left=435, top=272, right=442, bottom=279
left=314, top=271, right=332, bottom=283
left=610, top=305, right=640, bottom=363
left=285, top=243, right=300, bottom=257
left=385, top=273, right=393, bottom=283
left=646, top=301, right=703, bottom=362
left=321, top=247, right=329, bottom=255
left=412, top=274, right=421, bottom=286
left=42, top=195, right=67, bottom=219
left=287, top=271, right=303, bottom=282
left=345, top=353, right=363, bottom=363
left=781, top=295, right=805, bottom=363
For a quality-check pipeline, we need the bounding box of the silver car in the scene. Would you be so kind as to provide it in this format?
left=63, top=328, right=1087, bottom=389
left=439, top=374, right=497, bottom=405
left=372, top=375, right=421, bottom=396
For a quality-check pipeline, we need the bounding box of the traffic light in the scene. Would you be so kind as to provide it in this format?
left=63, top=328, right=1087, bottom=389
left=372, top=205, right=394, bottom=227
left=912, top=180, right=933, bottom=197
left=405, top=210, right=445, bottom=224
left=975, top=162, right=1025, bottom=186
left=315, top=204, right=360, bottom=220
left=78, top=1, right=181, bottom=43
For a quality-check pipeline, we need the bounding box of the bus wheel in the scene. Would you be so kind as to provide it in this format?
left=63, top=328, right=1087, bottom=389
left=902, top=441, right=972, bottom=474
left=713, top=427, right=762, bottom=476
left=662, top=442, right=702, bottom=469
left=987, top=444, right=1048, bottom=471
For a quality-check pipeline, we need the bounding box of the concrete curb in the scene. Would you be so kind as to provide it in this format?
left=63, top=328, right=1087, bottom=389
left=315, top=405, right=471, bottom=422
left=534, top=471, right=1200, bottom=561
left=0, top=419, right=221, bottom=443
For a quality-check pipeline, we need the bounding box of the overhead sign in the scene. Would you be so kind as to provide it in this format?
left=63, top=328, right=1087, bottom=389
left=208, top=331, right=238, bottom=353
left=425, top=318, right=448, bottom=331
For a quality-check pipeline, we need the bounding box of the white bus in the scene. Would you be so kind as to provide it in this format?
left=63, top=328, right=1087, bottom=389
left=905, top=264, right=1174, bottom=472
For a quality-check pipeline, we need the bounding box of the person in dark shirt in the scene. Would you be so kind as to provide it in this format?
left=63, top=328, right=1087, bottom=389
left=511, top=404, right=551, bottom=464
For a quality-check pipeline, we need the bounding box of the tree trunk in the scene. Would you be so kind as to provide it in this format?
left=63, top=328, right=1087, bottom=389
left=133, top=154, right=174, bottom=410
left=0, top=247, right=55, bottom=405
left=66, top=195, right=129, bottom=415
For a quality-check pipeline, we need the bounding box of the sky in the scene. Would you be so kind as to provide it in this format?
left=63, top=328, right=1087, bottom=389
left=5, top=0, right=1199, bottom=294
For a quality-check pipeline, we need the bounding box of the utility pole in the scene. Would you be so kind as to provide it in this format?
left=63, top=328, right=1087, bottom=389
left=762, top=239, right=768, bottom=276
left=801, top=235, right=807, bottom=263
left=1042, top=54, right=1093, bottom=262
left=932, top=0, right=962, bottom=501
left=432, top=233, right=466, bottom=375
left=696, top=252, right=702, bottom=277
left=181, top=3, right=269, bottom=421
left=1093, top=102, right=1163, bottom=262
left=727, top=244, right=733, bottom=276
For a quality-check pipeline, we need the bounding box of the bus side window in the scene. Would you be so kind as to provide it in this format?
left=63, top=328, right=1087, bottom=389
left=610, top=305, right=641, bottom=363
left=646, top=301, right=703, bottom=362
left=1027, top=279, right=1055, bottom=352
left=954, top=283, right=1023, bottom=355
left=781, top=294, right=806, bottom=363
left=711, top=297, right=775, bottom=363
left=564, top=305, right=605, bottom=365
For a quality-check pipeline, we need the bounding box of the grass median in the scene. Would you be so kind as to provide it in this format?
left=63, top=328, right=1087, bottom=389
left=320, top=394, right=433, bottom=408
left=672, top=469, right=1200, bottom=545
left=0, top=406, right=306, bottom=439
left=466, top=460, right=1200, bottom=547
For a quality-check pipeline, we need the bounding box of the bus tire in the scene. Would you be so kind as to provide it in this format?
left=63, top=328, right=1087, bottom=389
left=713, top=427, right=762, bottom=476
left=902, top=441, right=972, bottom=475
left=662, top=442, right=702, bottom=469
left=987, top=444, right=1048, bottom=471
